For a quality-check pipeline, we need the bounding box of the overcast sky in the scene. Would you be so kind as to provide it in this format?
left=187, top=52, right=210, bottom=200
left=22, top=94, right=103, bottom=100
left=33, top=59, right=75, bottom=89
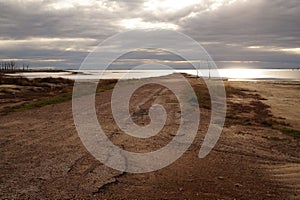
left=0, top=0, right=299, bottom=69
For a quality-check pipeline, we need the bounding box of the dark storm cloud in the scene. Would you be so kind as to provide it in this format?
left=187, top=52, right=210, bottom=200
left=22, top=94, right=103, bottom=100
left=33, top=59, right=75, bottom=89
left=0, top=0, right=299, bottom=69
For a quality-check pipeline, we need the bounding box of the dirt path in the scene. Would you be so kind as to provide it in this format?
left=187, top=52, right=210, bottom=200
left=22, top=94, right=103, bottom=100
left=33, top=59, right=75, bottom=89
left=1, top=77, right=299, bottom=199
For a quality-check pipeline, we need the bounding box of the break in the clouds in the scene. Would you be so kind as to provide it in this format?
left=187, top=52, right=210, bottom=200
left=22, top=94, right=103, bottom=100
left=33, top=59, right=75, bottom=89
left=0, top=0, right=299, bottom=69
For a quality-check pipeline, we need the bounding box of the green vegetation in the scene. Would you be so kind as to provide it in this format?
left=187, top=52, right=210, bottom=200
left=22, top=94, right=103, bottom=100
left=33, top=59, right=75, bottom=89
left=14, top=93, right=72, bottom=112
left=97, top=85, right=115, bottom=92
left=279, top=128, right=300, bottom=139
left=0, top=76, right=117, bottom=114
left=0, top=76, right=74, bottom=87
left=97, top=79, right=117, bottom=92
left=14, top=88, right=116, bottom=113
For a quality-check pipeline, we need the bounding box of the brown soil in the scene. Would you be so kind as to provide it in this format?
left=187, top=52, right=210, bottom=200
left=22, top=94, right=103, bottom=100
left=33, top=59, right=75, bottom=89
left=0, top=75, right=299, bottom=199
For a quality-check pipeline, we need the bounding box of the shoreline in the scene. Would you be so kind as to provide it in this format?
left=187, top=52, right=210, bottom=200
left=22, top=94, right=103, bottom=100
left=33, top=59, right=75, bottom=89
left=2, top=68, right=300, bottom=82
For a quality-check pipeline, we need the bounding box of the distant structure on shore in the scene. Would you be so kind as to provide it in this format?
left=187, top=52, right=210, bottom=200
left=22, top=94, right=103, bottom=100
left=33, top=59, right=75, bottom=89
left=0, top=61, right=30, bottom=72
left=195, top=59, right=211, bottom=79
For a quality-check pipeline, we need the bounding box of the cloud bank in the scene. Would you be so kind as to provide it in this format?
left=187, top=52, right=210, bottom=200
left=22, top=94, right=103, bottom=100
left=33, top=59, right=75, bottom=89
left=0, top=0, right=299, bottom=69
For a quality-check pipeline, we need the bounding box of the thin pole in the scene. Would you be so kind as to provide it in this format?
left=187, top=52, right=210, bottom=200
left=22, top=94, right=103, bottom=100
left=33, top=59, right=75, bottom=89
left=208, top=59, right=211, bottom=79
left=197, top=60, right=200, bottom=77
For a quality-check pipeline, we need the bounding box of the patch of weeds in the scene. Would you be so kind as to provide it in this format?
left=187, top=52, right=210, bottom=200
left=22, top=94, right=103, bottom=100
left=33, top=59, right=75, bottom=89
left=242, top=118, right=253, bottom=125
left=97, top=85, right=115, bottom=92
left=96, top=79, right=117, bottom=92
left=225, top=85, right=247, bottom=97
left=262, top=136, right=291, bottom=142
left=34, top=77, right=73, bottom=85
left=193, top=84, right=211, bottom=109
left=279, top=128, right=300, bottom=139
left=14, top=93, right=72, bottom=112
left=226, top=114, right=239, bottom=119
left=16, top=81, right=117, bottom=111
left=225, top=84, right=280, bottom=128
left=261, top=119, right=274, bottom=127
left=259, top=97, right=268, bottom=101
left=277, top=121, right=290, bottom=126
left=10, top=79, right=118, bottom=113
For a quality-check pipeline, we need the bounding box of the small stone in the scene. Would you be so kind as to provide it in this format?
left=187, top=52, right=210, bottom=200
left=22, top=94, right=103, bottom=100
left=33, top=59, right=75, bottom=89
left=179, top=187, right=183, bottom=191
left=235, top=183, right=243, bottom=188
left=218, top=176, right=224, bottom=180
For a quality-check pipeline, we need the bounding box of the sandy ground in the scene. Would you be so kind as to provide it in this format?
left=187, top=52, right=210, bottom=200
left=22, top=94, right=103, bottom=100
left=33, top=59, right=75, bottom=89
left=229, top=81, right=300, bottom=129
left=0, top=76, right=299, bottom=199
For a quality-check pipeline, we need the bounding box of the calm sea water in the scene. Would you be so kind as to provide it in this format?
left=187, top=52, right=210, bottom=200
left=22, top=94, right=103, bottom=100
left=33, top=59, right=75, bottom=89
left=7, top=69, right=300, bottom=81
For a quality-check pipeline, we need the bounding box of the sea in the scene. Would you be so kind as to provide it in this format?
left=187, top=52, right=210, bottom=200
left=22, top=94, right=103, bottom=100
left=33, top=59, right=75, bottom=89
left=6, top=69, right=300, bottom=81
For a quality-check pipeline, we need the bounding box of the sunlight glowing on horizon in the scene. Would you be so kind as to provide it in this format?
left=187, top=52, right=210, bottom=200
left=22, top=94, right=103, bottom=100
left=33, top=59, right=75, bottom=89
left=219, top=68, right=265, bottom=79
left=248, top=46, right=300, bottom=55
left=281, top=48, right=300, bottom=54
left=248, top=46, right=263, bottom=49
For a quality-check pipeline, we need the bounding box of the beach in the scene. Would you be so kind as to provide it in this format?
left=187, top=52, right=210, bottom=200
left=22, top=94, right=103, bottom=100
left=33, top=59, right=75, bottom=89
left=1, top=0, right=299, bottom=198
left=0, top=75, right=299, bottom=199
left=229, top=81, right=300, bottom=130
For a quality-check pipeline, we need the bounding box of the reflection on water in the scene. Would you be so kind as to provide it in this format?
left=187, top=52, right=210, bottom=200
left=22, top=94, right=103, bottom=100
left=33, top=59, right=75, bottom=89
left=7, top=69, right=300, bottom=81
left=179, top=69, right=300, bottom=81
